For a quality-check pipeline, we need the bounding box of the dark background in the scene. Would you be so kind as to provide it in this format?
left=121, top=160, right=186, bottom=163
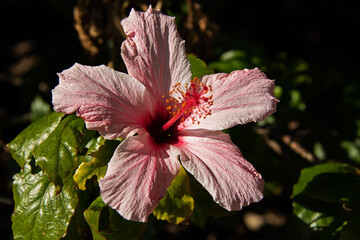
left=1, top=0, right=360, bottom=239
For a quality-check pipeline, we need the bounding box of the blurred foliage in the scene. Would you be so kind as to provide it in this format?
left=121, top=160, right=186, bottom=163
left=1, top=0, right=360, bottom=239
left=292, top=162, right=360, bottom=239
left=30, top=95, right=51, bottom=122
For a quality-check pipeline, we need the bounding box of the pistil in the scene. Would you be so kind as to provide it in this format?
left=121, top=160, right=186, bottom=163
left=161, top=77, right=213, bottom=132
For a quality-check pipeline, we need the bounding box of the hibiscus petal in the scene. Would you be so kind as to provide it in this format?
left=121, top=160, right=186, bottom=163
left=191, top=68, right=278, bottom=131
left=172, top=129, right=264, bottom=211
left=121, top=6, right=192, bottom=100
left=52, top=63, right=151, bottom=139
left=99, top=132, right=180, bottom=222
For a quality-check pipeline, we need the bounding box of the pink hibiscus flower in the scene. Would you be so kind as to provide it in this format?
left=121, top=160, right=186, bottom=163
left=52, top=6, right=278, bottom=222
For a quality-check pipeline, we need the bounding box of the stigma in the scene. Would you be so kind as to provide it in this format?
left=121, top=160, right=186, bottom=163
left=162, top=77, right=213, bottom=131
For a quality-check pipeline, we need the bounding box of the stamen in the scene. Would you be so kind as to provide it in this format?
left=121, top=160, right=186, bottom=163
left=162, top=77, right=213, bottom=131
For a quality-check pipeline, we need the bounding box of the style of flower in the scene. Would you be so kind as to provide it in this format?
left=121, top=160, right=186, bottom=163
left=52, top=6, right=278, bottom=222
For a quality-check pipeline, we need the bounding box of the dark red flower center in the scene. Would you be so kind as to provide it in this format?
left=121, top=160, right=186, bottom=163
left=147, top=77, right=213, bottom=145
left=146, top=113, right=179, bottom=145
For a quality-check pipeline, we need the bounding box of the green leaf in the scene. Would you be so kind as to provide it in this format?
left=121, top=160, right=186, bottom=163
left=12, top=164, right=78, bottom=240
left=302, top=173, right=360, bottom=209
left=83, top=197, right=108, bottom=240
left=33, top=115, right=95, bottom=186
left=292, top=162, right=360, bottom=232
left=189, top=207, right=207, bottom=228
left=153, top=166, right=194, bottom=224
left=84, top=196, right=146, bottom=240
left=293, top=199, right=336, bottom=230
left=292, top=162, right=358, bottom=197
left=188, top=54, right=214, bottom=78
left=74, top=136, right=120, bottom=190
left=8, top=112, right=65, bottom=168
